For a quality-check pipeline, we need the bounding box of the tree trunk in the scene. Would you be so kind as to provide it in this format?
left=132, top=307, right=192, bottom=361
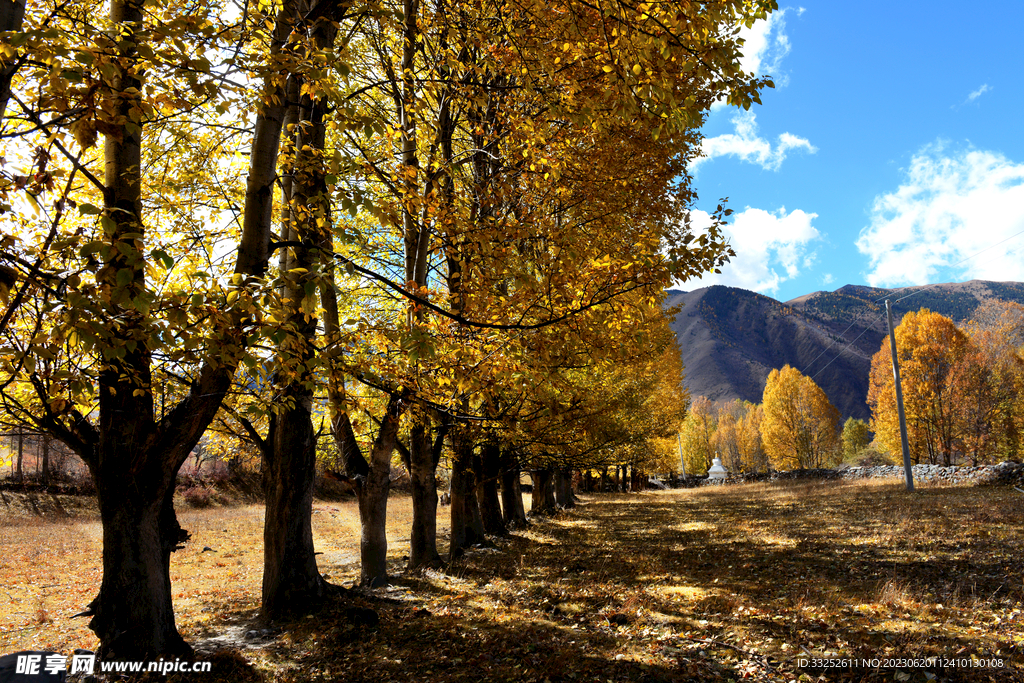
left=263, top=23, right=339, bottom=613
left=15, top=429, right=22, bottom=481
left=89, top=480, right=191, bottom=659
left=332, top=396, right=403, bottom=587
left=476, top=442, right=506, bottom=536
left=554, top=468, right=575, bottom=509
left=449, top=430, right=485, bottom=559
left=261, top=392, right=327, bottom=616
left=407, top=415, right=444, bottom=570
left=530, top=469, right=557, bottom=515
left=500, top=462, right=528, bottom=528
left=358, top=462, right=390, bottom=587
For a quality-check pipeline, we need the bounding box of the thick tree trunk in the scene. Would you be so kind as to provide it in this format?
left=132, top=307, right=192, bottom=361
left=354, top=400, right=402, bottom=588
left=262, top=391, right=327, bottom=616
left=358, top=465, right=390, bottom=587
left=263, top=35, right=337, bottom=613
left=89, top=470, right=191, bottom=659
left=449, top=431, right=485, bottom=559
left=530, top=469, right=557, bottom=515
left=500, top=463, right=528, bottom=528
left=407, top=416, right=444, bottom=570
left=476, top=443, right=505, bottom=536
left=554, top=468, right=575, bottom=509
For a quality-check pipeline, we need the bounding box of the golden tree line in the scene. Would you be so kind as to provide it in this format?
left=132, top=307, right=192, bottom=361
left=678, top=301, right=1024, bottom=477
left=678, top=366, right=851, bottom=476
left=0, top=0, right=776, bottom=658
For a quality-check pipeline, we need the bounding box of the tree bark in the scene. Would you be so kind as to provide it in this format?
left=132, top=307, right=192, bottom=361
left=449, top=429, right=485, bottom=559
left=261, top=385, right=328, bottom=616
left=476, top=441, right=506, bottom=536
left=332, top=396, right=403, bottom=587
left=500, top=460, right=528, bottom=528
left=89, top=479, right=191, bottom=659
left=530, top=468, right=557, bottom=515
left=262, top=10, right=339, bottom=614
left=407, top=415, right=445, bottom=570
left=554, top=468, right=575, bottom=509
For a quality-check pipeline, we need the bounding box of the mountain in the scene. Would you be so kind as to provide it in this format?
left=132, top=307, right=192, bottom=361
left=666, top=280, right=1024, bottom=420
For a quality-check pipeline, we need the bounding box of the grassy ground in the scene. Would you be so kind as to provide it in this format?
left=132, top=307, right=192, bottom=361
left=1, top=480, right=1022, bottom=682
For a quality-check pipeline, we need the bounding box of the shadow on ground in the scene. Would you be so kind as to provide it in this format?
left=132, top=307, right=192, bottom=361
left=150, top=482, right=1022, bottom=683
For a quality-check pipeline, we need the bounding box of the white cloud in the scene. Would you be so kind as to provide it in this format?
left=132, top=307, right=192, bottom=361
left=857, top=145, right=1024, bottom=287
left=678, top=206, right=821, bottom=295
left=694, top=110, right=816, bottom=171
left=966, top=84, right=991, bottom=102
left=737, top=7, right=798, bottom=83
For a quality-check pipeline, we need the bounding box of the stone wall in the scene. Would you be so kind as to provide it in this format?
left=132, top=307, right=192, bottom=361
left=679, top=461, right=1024, bottom=488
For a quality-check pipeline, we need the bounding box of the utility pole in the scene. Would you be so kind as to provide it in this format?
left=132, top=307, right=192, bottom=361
left=886, top=300, right=915, bottom=492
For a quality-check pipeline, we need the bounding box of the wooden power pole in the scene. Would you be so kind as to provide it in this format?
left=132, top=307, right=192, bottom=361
left=886, top=300, right=915, bottom=492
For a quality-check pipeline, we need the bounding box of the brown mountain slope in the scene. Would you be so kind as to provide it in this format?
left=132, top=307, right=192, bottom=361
left=667, top=280, right=1024, bottom=420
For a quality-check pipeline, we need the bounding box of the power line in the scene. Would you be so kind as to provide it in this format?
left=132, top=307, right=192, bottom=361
left=801, top=226, right=1024, bottom=380
left=807, top=312, right=885, bottom=383
left=878, top=226, right=1024, bottom=308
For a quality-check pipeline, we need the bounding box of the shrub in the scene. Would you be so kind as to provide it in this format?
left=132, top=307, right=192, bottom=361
left=182, top=485, right=214, bottom=508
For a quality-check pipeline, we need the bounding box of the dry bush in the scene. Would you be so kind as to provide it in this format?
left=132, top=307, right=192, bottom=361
left=182, top=485, right=215, bottom=508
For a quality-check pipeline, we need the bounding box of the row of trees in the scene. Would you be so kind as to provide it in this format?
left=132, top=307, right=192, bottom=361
left=679, top=368, right=869, bottom=475
left=868, top=302, right=1024, bottom=466
left=0, top=0, right=777, bottom=659
left=679, top=301, right=1024, bottom=477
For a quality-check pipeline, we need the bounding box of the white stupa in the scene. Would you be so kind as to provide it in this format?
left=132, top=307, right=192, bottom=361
left=708, top=457, right=728, bottom=481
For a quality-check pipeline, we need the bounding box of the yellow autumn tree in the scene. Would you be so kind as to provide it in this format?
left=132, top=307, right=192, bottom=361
left=962, top=302, right=1024, bottom=463
left=680, top=395, right=716, bottom=475
left=867, top=309, right=972, bottom=465
left=761, top=365, right=840, bottom=470
left=736, top=402, right=769, bottom=473
left=711, top=400, right=744, bottom=472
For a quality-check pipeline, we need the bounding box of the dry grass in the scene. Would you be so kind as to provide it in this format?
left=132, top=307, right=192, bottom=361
left=2, top=481, right=1022, bottom=682
left=0, top=493, right=450, bottom=655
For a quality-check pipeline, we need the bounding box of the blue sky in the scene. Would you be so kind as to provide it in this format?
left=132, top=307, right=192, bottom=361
left=680, top=2, right=1024, bottom=303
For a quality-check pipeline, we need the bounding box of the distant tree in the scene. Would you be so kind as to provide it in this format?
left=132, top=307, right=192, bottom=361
left=867, top=310, right=971, bottom=465
left=761, top=366, right=840, bottom=470
left=680, top=396, right=716, bottom=474
left=711, top=400, right=744, bottom=473
left=963, top=302, right=1024, bottom=462
left=736, top=403, right=768, bottom=473
left=841, top=418, right=872, bottom=462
